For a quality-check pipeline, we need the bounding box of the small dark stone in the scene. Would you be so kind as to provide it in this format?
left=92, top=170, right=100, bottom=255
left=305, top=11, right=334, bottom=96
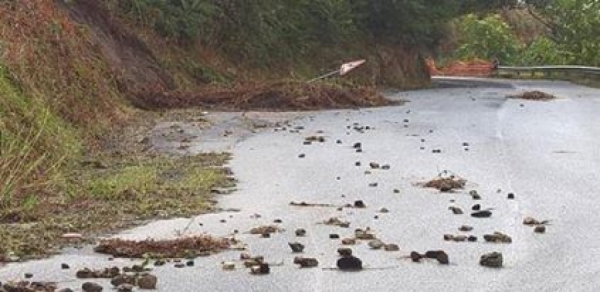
left=384, top=244, right=400, bottom=251
left=288, top=242, right=305, bottom=253
left=356, top=149, right=362, bottom=153
left=393, top=189, right=400, bottom=194
left=274, top=219, right=283, bottom=223
left=410, top=251, right=423, bottom=262
left=353, top=142, right=362, bottom=149
left=534, top=225, right=546, bottom=233
left=186, top=260, right=195, bottom=267
left=24, top=273, right=33, bottom=279
left=337, top=256, right=363, bottom=271
left=251, top=263, right=270, bottom=275
left=336, top=140, right=342, bottom=144
left=468, top=235, right=478, bottom=242
left=111, top=275, right=135, bottom=287
left=154, top=259, right=166, bottom=266
left=443, top=234, right=454, bottom=241
left=138, top=274, right=158, bottom=289
left=425, top=250, right=449, bottom=264
left=368, top=182, right=378, bottom=187
left=82, top=282, right=103, bottom=292
left=432, top=149, right=442, bottom=153
left=381, top=165, right=391, bottom=170
left=472, top=204, right=481, bottom=211
left=76, top=268, right=94, bottom=279
left=471, top=210, right=492, bottom=218
left=298, top=154, right=306, bottom=158
left=449, top=206, right=463, bottom=215
left=329, top=234, right=340, bottom=239
left=459, top=225, right=473, bottom=232
left=338, top=248, right=353, bottom=257
left=116, top=284, right=134, bottom=292
left=462, top=142, right=469, bottom=147
left=507, top=193, right=515, bottom=199
left=480, top=252, right=503, bottom=268
left=261, top=233, right=271, bottom=238
left=295, top=228, right=307, bottom=237
left=354, top=200, right=366, bottom=208
left=294, top=257, right=319, bottom=268
left=58, top=289, right=75, bottom=292
left=369, top=162, right=380, bottom=169
left=355, top=161, right=361, bottom=166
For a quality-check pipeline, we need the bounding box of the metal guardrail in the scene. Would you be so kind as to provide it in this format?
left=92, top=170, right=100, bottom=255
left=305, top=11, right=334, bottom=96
left=495, top=65, right=600, bottom=79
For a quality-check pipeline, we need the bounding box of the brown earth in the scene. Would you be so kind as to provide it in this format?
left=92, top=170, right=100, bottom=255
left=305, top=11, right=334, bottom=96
left=131, top=81, right=398, bottom=111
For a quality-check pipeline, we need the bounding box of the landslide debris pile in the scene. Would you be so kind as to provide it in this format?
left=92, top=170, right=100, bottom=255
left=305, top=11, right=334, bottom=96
left=131, top=81, right=396, bottom=111
left=94, top=236, right=234, bottom=258
left=508, top=90, right=557, bottom=101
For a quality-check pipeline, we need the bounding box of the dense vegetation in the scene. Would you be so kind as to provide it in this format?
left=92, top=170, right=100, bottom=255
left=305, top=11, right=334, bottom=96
left=109, top=0, right=516, bottom=65
left=446, top=0, right=600, bottom=66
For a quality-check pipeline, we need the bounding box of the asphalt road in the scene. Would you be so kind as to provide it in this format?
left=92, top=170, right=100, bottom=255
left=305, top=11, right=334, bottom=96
left=2, top=78, right=600, bottom=291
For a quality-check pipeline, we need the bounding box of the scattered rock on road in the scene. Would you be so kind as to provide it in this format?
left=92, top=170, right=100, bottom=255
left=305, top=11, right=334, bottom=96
left=250, top=263, right=270, bottom=275
left=424, top=250, right=449, bottom=264
left=384, top=244, right=400, bottom=251
left=82, top=282, right=103, bottom=292
left=354, top=200, right=366, bottom=208
left=137, top=274, right=158, bottom=290
left=294, top=257, right=319, bottom=268
left=534, top=225, right=546, bottom=233
left=289, top=242, right=305, bottom=253
left=480, top=252, right=503, bottom=268
left=471, top=210, right=492, bottom=218
left=295, top=228, right=307, bottom=237
left=459, top=225, right=473, bottom=232
left=342, top=238, right=357, bottom=245
left=368, top=239, right=384, bottom=249
left=338, top=248, right=353, bottom=257
left=337, top=256, right=363, bottom=271
left=449, top=206, right=463, bottom=215
left=483, top=232, right=512, bottom=243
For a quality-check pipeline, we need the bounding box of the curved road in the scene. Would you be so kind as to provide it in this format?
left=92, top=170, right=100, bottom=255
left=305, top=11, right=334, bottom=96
left=2, top=78, right=600, bottom=291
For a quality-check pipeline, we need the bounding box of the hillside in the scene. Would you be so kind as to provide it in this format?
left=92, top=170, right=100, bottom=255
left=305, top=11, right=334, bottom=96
left=0, top=0, right=445, bottom=259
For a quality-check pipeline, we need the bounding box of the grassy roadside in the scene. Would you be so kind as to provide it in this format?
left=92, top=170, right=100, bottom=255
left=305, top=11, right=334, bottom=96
left=0, top=104, right=235, bottom=262
left=0, top=144, right=234, bottom=262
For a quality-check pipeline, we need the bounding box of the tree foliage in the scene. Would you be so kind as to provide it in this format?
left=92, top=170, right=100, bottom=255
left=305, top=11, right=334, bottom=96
left=112, top=0, right=504, bottom=64
left=454, top=14, right=522, bottom=64
left=534, top=0, right=600, bottom=66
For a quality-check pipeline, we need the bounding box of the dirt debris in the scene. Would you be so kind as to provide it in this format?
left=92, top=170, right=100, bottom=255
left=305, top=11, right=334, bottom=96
left=508, top=90, right=556, bottom=101
left=421, top=173, right=466, bottom=192
left=290, top=201, right=335, bottom=208
left=249, top=225, right=284, bottom=235
left=1, top=281, right=58, bottom=292
left=94, top=236, right=233, bottom=258
left=322, top=217, right=350, bottom=228
left=132, top=81, right=397, bottom=111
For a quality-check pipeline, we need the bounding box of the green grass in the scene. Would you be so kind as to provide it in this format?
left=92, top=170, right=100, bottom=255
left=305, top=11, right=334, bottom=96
left=0, top=63, right=81, bottom=208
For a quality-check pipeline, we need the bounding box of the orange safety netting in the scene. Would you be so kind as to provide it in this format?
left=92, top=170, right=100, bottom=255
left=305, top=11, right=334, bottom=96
left=426, top=58, right=496, bottom=77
